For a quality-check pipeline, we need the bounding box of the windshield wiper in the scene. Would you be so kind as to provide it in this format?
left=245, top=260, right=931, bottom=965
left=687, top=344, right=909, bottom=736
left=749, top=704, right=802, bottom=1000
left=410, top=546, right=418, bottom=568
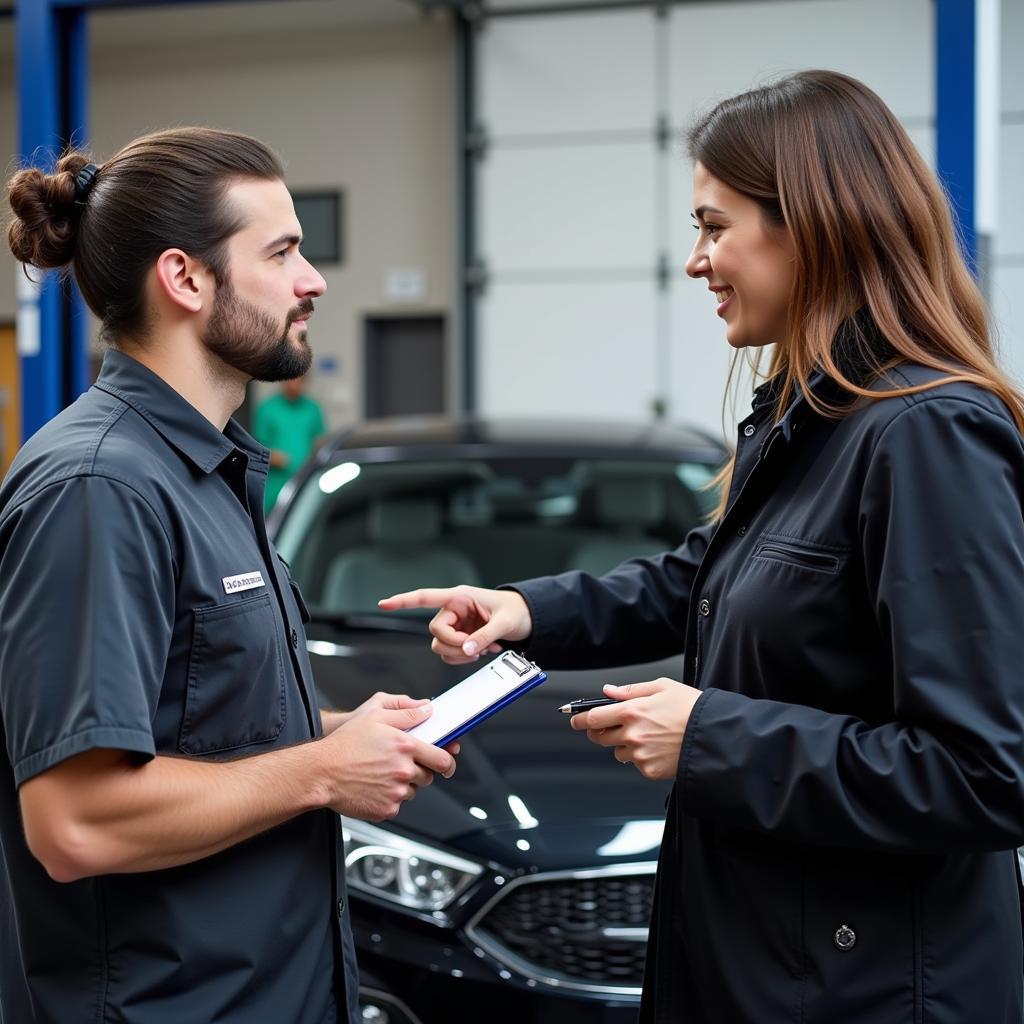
left=306, top=610, right=431, bottom=635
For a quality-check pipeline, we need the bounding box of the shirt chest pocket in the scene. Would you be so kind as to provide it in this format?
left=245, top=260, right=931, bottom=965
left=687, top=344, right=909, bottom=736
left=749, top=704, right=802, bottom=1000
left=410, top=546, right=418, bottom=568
left=178, top=592, right=286, bottom=756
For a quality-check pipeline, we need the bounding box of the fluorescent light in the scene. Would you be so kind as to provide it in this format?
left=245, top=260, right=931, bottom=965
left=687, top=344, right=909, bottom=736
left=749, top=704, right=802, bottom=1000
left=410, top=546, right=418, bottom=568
left=596, top=820, right=664, bottom=857
left=306, top=640, right=356, bottom=658
left=507, top=795, right=538, bottom=829
left=319, top=462, right=361, bottom=494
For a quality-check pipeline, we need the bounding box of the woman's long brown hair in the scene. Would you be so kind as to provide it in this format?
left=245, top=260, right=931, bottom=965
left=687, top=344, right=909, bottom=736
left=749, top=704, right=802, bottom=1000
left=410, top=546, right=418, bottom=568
left=687, top=70, right=1023, bottom=520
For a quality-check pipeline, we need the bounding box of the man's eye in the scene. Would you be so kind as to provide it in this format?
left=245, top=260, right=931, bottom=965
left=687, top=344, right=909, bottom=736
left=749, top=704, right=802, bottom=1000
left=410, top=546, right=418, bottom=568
left=273, top=249, right=288, bottom=258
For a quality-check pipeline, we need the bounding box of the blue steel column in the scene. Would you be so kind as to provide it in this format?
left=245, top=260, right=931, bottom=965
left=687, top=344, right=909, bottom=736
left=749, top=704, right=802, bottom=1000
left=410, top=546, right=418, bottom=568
left=65, top=7, right=91, bottom=400
left=15, top=0, right=65, bottom=440
left=15, top=0, right=90, bottom=440
left=15, top=0, right=291, bottom=440
left=935, top=0, right=977, bottom=273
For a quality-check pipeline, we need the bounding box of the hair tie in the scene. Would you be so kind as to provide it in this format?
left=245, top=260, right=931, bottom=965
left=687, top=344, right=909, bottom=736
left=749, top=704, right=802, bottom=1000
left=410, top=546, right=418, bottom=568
left=73, top=163, right=99, bottom=208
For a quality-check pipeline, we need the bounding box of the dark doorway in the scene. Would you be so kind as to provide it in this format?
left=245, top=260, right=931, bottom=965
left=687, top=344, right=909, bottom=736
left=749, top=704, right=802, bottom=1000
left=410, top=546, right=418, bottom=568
left=364, top=314, right=446, bottom=419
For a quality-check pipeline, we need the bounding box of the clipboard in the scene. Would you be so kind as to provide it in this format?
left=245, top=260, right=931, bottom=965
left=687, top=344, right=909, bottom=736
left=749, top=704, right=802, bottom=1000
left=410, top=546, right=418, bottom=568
left=406, top=651, right=547, bottom=747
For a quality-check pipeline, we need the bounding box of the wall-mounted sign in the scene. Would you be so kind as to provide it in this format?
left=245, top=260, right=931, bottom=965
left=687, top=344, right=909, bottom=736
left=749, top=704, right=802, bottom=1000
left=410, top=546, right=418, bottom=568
left=384, top=267, right=426, bottom=303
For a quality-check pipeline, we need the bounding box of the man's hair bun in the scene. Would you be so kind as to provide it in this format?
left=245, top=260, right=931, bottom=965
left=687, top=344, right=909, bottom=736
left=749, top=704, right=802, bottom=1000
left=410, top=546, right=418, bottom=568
left=4, top=127, right=284, bottom=345
left=6, top=150, right=96, bottom=269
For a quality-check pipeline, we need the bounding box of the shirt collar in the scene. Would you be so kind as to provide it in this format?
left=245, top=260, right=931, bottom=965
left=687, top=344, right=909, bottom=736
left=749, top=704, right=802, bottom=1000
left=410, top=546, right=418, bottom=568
left=751, top=373, right=786, bottom=412
left=749, top=309, right=896, bottom=441
left=92, top=349, right=268, bottom=475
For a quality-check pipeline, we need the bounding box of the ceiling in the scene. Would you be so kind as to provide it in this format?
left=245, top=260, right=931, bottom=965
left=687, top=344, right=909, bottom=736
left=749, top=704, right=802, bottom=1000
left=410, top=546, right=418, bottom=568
left=0, top=1, right=450, bottom=61
left=90, top=0, right=427, bottom=47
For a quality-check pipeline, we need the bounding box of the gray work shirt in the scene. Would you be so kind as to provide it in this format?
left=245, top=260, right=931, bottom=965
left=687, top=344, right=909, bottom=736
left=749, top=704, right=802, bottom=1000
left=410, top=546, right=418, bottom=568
left=0, top=350, right=358, bottom=1024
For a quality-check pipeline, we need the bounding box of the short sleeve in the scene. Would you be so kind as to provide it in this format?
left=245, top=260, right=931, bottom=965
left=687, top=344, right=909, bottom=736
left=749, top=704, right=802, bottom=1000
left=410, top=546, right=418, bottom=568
left=0, top=475, right=175, bottom=785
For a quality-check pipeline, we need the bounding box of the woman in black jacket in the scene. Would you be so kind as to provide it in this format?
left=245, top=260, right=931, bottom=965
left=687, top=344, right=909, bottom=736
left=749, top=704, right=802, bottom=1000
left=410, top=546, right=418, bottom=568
left=381, top=70, right=1024, bottom=1022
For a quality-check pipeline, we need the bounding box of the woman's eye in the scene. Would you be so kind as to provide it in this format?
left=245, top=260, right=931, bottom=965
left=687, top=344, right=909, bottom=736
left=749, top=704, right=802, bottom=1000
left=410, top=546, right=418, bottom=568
left=704, top=222, right=721, bottom=236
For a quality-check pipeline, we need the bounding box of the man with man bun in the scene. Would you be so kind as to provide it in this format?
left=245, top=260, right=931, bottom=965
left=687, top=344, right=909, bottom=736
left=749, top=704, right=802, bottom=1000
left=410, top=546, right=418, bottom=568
left=0, top=128, right=457, bottom=1024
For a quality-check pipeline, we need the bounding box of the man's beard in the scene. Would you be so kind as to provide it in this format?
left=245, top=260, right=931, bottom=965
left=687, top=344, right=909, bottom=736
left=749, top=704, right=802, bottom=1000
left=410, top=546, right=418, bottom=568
left=202, top=280, right=313, bottom=382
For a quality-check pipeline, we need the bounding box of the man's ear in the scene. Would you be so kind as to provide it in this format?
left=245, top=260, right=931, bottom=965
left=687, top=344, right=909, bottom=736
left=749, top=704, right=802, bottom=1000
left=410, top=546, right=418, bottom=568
left=153, top=248, right=213, bottom=315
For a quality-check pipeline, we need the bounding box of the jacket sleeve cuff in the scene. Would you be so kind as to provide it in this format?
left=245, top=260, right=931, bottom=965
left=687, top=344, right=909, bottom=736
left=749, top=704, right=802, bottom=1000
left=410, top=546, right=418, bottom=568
left=497, top=580, right=568, bottom=663
left=679, top=688, right=720, bottom=798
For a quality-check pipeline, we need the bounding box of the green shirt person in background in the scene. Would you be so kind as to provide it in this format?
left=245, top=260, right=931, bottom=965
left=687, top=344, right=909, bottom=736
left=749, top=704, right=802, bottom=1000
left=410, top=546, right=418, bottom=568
left=254, top=374, right=326, bottom=512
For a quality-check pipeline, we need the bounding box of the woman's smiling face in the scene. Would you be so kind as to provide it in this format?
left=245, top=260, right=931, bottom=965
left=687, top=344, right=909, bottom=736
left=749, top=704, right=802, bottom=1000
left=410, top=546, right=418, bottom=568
left=685, top=162, right=797, bottom=350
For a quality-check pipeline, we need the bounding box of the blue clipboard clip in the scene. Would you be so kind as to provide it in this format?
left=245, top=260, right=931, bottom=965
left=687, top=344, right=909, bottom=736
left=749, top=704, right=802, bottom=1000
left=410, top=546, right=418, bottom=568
left=406, top=651, right=547, bottom=747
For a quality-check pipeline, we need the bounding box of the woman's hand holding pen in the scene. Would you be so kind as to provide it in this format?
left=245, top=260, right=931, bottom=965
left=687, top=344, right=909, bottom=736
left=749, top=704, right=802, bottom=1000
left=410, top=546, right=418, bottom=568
left=570, top=679, right=703, bottom=780
left=378, top=586, right=533, bottom=665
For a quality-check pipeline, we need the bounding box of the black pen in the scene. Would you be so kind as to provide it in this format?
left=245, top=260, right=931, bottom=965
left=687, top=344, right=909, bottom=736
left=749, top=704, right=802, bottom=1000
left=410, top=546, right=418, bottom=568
left=556, top=697, right=618, bottom=715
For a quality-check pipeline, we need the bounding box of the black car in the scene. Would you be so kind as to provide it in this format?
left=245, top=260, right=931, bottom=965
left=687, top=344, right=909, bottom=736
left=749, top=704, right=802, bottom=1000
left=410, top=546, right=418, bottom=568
left=270, top=417, right=728, bottom=1024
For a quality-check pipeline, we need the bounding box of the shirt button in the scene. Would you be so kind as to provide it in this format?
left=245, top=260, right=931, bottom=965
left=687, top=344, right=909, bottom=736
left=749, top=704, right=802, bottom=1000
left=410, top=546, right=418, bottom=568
left=290, top=628, right=299, bottom=649
left=337, top=898, right=346, bottom=917
left=833, top=924, right=856, bottom=951
left=743, top=424, right=756, bottom=437
left=737, top=526, right=747, bottom=536
left=698, top=598, right=711, bottom=616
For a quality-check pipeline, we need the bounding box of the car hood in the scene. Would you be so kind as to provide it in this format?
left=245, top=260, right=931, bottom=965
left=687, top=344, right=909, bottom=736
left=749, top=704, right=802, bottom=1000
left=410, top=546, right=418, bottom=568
left=307, top=624, right=675, bottom=871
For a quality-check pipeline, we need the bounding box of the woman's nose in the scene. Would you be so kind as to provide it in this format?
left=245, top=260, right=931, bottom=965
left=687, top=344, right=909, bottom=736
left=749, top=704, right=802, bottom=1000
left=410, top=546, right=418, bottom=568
left=685, top=238, right=710, bottom=279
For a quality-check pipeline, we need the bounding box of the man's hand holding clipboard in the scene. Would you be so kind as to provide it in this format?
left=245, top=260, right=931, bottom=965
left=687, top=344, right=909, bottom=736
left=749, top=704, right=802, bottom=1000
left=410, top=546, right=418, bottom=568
left=405, top=651, right=547, bottom=747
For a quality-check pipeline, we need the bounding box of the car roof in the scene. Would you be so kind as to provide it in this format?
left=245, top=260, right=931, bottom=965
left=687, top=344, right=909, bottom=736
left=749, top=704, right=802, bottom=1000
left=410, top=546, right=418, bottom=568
left=319, top=416, right=729, bottom=463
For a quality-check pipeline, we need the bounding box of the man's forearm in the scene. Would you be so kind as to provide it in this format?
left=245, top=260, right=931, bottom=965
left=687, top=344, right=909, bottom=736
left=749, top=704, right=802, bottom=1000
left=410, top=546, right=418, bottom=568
left=21, top=700, right=452, bottom=883
left=321, top=709, right=351, bottom=735
left=20, top=743, right=334, bottom=882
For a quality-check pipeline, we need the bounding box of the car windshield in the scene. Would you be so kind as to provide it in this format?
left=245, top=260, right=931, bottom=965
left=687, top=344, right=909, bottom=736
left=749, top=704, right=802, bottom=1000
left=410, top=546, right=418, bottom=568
left=274, top=454, right=720, bottom=619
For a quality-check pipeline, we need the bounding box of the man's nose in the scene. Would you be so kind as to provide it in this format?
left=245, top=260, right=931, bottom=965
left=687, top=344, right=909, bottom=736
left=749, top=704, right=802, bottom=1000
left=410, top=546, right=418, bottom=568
left=297, top=256, right=326, bottom=298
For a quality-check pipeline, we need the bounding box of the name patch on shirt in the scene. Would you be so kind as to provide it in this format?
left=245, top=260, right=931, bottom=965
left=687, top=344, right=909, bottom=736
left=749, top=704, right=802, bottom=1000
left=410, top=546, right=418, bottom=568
left=222, top=571, right=266, bottom=594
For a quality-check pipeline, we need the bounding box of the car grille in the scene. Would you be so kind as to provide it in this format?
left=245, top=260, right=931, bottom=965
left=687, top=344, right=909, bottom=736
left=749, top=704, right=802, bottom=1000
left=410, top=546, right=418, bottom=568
left=468, top=867, right=655, bottom=994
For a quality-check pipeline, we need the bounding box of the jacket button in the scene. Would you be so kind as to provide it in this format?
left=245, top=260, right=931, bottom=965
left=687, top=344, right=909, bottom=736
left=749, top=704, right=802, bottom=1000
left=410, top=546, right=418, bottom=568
left=833, top=924, right=856, bottom=951
left=743, top=424, right=756, bottom=437
left=737, top=526, right=747, bottom=536
left=698, top=599, right=711, bottom=616
left=337, top=898, right=345, bottom=917
left=290, top=628, right=299, bottom=649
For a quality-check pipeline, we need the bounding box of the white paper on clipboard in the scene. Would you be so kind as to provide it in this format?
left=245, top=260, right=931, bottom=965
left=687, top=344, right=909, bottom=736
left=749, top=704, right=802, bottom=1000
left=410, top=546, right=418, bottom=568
left=407, top=651, right=546, bottom=747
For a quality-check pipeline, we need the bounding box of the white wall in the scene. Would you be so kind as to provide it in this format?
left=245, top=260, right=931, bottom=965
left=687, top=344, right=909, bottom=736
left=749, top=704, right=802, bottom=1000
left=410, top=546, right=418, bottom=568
left=0, top=3, right=455, bottom=429
left=474, top=0, right=937, bottom=441
left=991, top=0, right=1024, bottom=381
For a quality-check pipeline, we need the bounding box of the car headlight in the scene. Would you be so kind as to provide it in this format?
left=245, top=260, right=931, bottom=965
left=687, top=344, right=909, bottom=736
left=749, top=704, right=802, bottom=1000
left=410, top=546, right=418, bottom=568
left=342, top=818, right=483, bottom=912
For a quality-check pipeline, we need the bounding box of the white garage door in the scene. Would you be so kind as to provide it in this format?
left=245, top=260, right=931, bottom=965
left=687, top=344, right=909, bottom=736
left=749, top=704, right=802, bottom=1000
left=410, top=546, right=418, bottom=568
left=472, top=0, right=935, bottom=439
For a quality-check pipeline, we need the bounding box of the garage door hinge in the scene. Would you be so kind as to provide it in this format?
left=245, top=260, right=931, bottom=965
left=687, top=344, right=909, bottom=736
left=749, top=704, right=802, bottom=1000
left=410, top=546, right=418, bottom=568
left=655, top=114, right=671, bottom=151
left=657, top=251, right=671, bottom=291
left=466, top=125, right=489, bottom=159
left=465, top=259, right=490, bottom=294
